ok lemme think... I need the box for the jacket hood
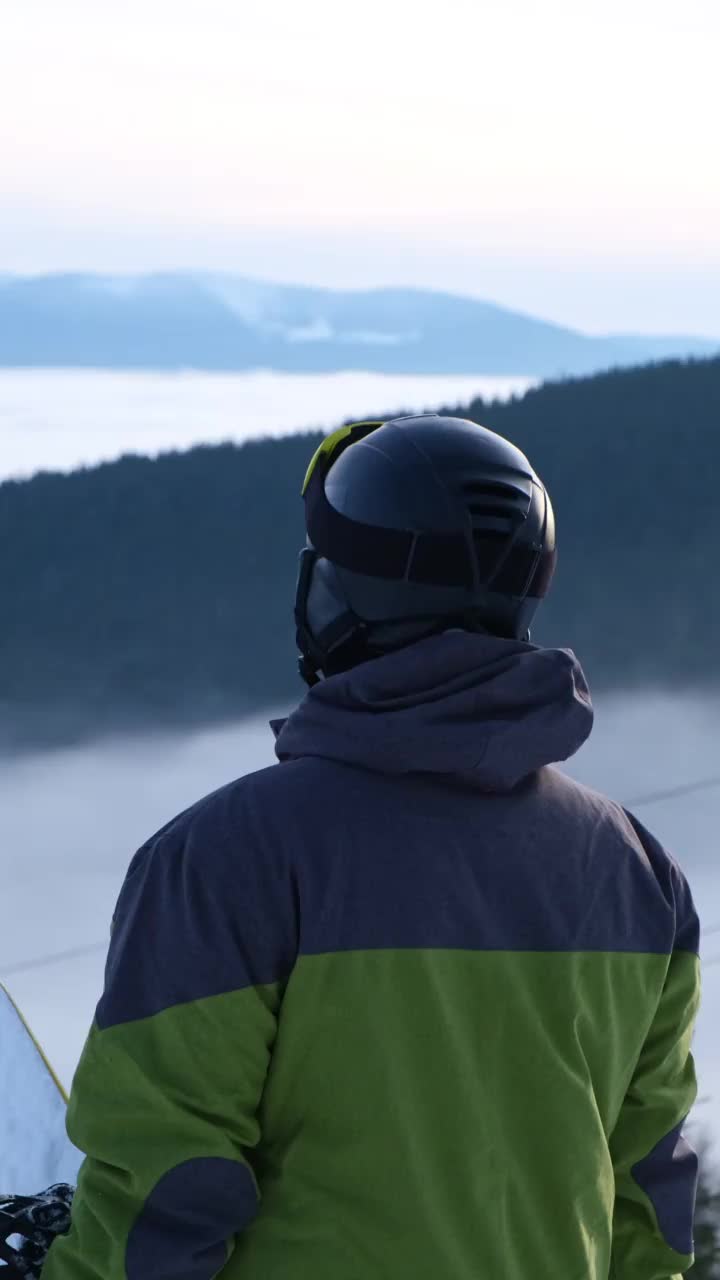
[273,631,593,792]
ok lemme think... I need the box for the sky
[1,0,719,334]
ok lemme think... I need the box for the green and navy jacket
[44,632,701,1280]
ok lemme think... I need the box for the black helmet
[295,414,556,686]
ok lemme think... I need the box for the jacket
[43,631,701,1279]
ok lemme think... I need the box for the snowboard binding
[0,1185,74,1278]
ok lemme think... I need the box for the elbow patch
[125,1157,259,1280]
[631,1120,698,1257]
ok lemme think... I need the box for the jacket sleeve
[42,786,298,1280]
[609,817,702,1280]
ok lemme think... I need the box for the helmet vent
[461,477,531,530]
[462,479,525,499]
[465,501,520,522]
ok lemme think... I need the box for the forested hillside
[1,356,718,752]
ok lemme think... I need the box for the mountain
[1,355,719,754]
[0,273,716,377]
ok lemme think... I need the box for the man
[42,415,700,1279]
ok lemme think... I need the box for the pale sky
[1,0,719,334]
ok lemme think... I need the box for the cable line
[623,774,720,810]
[0,941,107,978]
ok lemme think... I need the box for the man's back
[44,632,700,1280]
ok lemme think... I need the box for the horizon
[3,259,720,344]
[3,269,720,343]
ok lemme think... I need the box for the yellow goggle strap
[301,421,386,496]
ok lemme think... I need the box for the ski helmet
[295,414,556,685]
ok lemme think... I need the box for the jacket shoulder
[542,767,699,954]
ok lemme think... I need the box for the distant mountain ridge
[0,272,716,377]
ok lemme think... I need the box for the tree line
[0,355,718,752]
